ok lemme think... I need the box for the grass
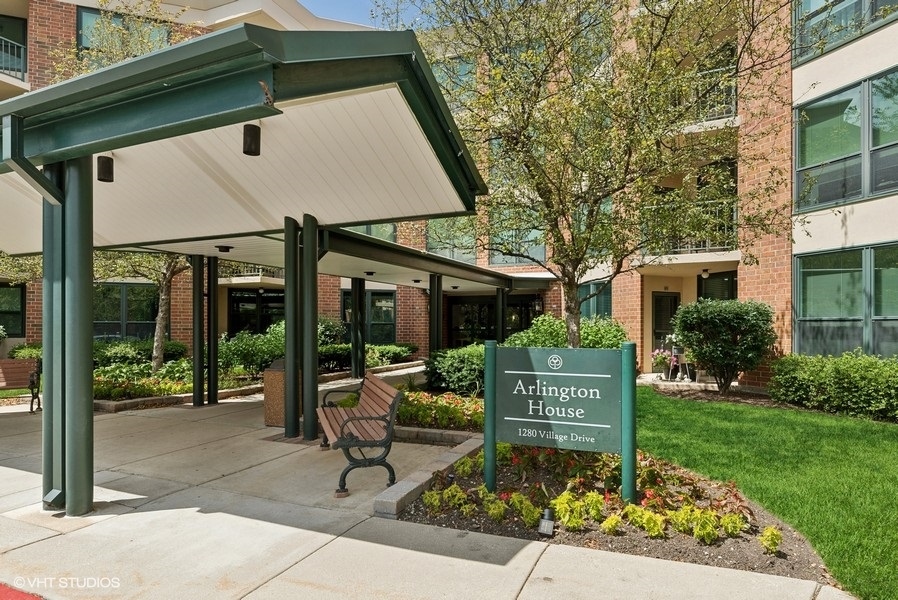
[636,386,898,600]
[0,387,30,399]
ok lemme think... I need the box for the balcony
[218,263,285,280]
[0,36,25,82]
[648,199,738,257]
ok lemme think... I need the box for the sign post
[484,342,637,503]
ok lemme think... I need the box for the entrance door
[652,292,680,350]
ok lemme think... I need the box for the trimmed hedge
[425,344,486,395]
[769,349,898,421]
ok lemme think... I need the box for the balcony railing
[0,36,26,82]
[218,263,285,279]
[690,66,737,122]
[650,199,738,255]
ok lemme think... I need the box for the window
[343,223,396,243]
[227,288,285,335]
[796,71,898,211]
[795,244,898,356]
[579,280,612,318]
[426,218,476,264]
[487,207,546,266]
[0,283,25,337]
[93,283,160,340]
[77,7,170,52]
[698,270,737,300]
[795,0,898,61]
[341,291,396,344]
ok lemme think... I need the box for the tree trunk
[563,277,582,348]
[151,274,172,373]
[151,256,188,373]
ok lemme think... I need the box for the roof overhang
[0,24,486,262]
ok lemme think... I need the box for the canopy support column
[284,217,300,438]
[495,288,507,344]
[190,255,205,406]
[63,155,93,517]
[429,274,443,355]
[350,277,365,378]
[301,214,319,440]
[206,257,219,404]
[42,162,65,509]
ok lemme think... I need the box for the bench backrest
[0,359,38,389]
[358,374,403,418]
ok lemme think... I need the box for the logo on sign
[547,355,563,370]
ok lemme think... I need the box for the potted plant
[651,348,674,378]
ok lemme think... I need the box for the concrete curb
[374,427,484,519]
[93,384,264,412]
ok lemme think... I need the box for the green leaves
[672,299,777,393]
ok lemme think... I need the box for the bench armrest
[321,381,363,408]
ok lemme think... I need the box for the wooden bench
[0,358,41,414]
[317,373,404,498]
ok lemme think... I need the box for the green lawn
[636,387,898,600]
[0,388,30,399]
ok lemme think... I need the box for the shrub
[600,514,623,535]
[317,315,345,346]
[319,344,352,372]
[504,314,567,348]
[396,391,484,431]
[672,299,777,393]
[424,344,485,394]
[94,341,143,367]
[760,526,782,554]
[218,322,285,377]
[373,344,413,364]
[769,350,898,420]
[504,314,628,349]
[8,342,42,360]
[580,316,629,349]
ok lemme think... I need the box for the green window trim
[795,243,898,357]
[341,290,396,344]
[93,282,161,341]
[0,283,26,338]
[796,69,898,212]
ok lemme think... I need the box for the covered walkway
[0,23,496,515]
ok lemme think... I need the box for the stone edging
[93,384,264,412]
[373,427,484,519]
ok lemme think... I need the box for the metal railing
[652,199,738,255]
[218,263,285,279]
[0,36,26,82]
[690,66,737,122]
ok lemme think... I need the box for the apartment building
[791,0,898,361]
[3,0,890,382]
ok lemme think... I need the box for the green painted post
[64,155,93,516]
[42,162,65,507]
[428,274,442,355]
[350,277,365,378]
[284,216,300,438]
[302,214,319,440]
[621,341,637,504]
[206,256,218,404]
[484,340,497,492]
[190,255,204,407]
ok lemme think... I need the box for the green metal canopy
[0,23,486,260]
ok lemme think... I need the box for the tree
[383,0,795,348]
[671,298,777,393]
[94,252,190,372]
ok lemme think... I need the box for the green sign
[495,347,622,452]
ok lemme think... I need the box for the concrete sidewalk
[0,387,853,599]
